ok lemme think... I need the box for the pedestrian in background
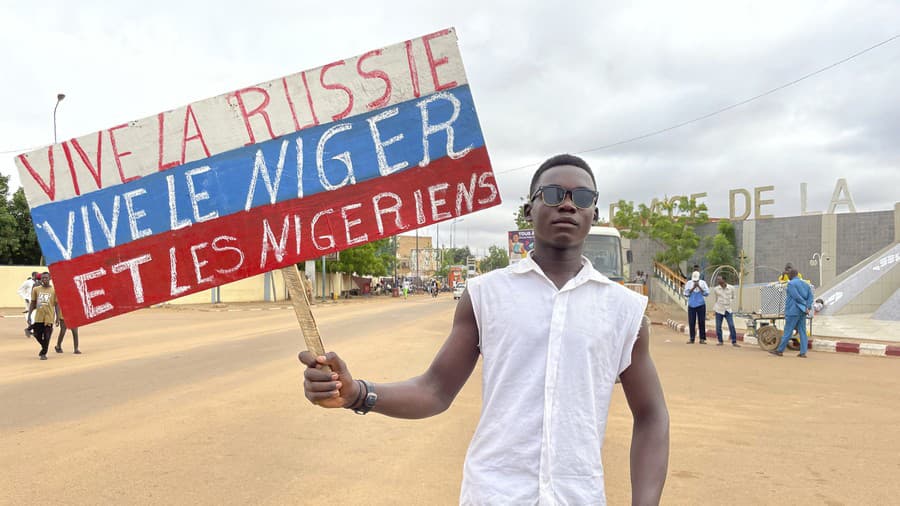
[55,305,81,355]
[771,268,814,358]
[777,262,804,283]
[684,271,709,344]
[17,271,38,314]
[813,298,825,314]
[28,272,59,360]
[713,276,739,347]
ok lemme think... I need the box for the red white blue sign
[15,28,499,327]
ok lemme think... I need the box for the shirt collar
[511,250,615,286]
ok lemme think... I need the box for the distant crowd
[681,262,825,356]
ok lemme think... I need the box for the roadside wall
[0,266,287,308]
[632,207,897,290]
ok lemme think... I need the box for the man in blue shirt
[683,271,710,344]
[770,268,814,357]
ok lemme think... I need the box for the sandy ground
[1,295,898,505]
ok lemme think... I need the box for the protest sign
[15,28,499,327]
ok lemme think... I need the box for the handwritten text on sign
[15,28,499,327]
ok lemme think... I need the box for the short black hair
[529,154,597,196]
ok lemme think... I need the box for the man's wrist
[344,379,365,410]
[352,380,377,415]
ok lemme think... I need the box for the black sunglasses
[530,184,598,209]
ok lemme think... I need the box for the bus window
[583,235,623,280]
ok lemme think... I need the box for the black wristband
[345,379,365,410]
[353,379,377,415]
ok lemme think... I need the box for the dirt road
[2,296,898,505]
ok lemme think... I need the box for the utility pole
[321,256,327,302]
[53,93,66,144]
[393,235,398,286]
[738,249,746,311]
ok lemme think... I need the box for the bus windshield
[583,235,623,280]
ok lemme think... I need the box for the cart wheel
[756,325,781,351]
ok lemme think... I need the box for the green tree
[442,246,472,265]
[0,175,22,264]
[314,239,391,276]
[434,246,472,280]
[705,221,738,273]
[513,199,530,230]
[10,188,41,264]
[613,196,709,272]
[479,245,509,272]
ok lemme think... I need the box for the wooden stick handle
[280,264,331,373]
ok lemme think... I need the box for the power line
[498,32,900,175]
[3,33,898,163]
[1,144,45,155]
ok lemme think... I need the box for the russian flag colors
[15,28,499,327]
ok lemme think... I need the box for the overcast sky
[2,0,898,256]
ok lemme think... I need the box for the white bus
[583,226,631,282]
[509,226,631,282]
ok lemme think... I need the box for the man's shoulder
[599,278,648,311]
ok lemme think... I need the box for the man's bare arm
[299,290,481,419]
[620,320,669,506]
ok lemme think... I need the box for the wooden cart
[739,312,813,351]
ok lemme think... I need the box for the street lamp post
[435,223,440,264]
[53,93,66,143]
[810,252,826,287]
[393,235,399,287]
[451,218,465,248]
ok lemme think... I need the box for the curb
[662,319,900,358]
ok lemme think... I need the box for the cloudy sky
[2,0,898,255]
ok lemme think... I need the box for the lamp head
[56,93,66,102]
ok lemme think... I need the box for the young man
[713,276,740,347]
[299,154,669,504]
[17,271,38,313]
[28,272,59,360]
[683,271,709,344]
[770,268,814,358]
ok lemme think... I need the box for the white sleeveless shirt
[461,253,647,505]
